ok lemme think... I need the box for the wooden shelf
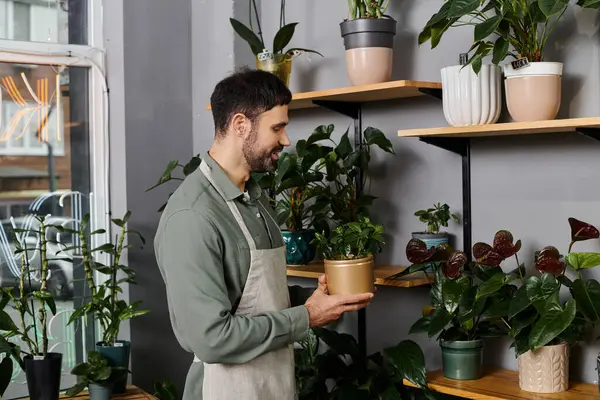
[403,368,599,399]
[286,262,433,288]
[206,80,441,111]
[18,386,157,400]
[397,117,600,138]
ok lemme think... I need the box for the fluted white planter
[441,64,502,126]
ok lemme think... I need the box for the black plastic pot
[96,340,130,394]
[24,353,62,400]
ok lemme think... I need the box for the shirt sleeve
[156,208,309,365]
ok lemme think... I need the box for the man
[154,67,374,400]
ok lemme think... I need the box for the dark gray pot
[88,383,113,400]
[340,18,396,50]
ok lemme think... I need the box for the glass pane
[0,62,91,398]
[0,0,87,45]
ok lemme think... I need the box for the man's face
[243,105,290,173]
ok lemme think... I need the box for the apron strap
[200,160,256,251]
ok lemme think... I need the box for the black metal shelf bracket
[312,100,360,119]
[418,87,443,101]
[576,127,600,142]
[418,136,472,261]
[312,99,367,360]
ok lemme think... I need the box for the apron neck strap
[200,160,256,251]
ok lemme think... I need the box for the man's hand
[304,274,375,328]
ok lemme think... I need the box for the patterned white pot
[441,64,502,126]
[518,343,569,393]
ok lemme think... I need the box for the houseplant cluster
[230,0,397,87]
[396,217,600,395]
[0,212,148,400]
[420,0,600,125]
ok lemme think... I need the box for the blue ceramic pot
[412,233,450,271]
[282,230,316,266]
[96,340,130,394]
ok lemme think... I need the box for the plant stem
[515,254,524,284]
[251,0,264,47]
[501,317,512,330]
[19,252,36,355]
[39,219,49,357]
[80,227,107,333]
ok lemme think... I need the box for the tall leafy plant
[61,211,149,346]
[347,0,392,19]
[230,0,322,58]
[414,202,460,234]
[419,0,600,74]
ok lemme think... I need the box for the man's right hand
[303,274,374,328]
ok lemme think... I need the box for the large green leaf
[443,276,470,314]
[448,0,482,18]
[476,272,514,300]
[275,152,293,185]
[229,18,264,55]
[508,284,531,319]
[529,298,576,349]
[428,307,452,337]
[306,126,332,146]
[566,252,600,270]
[525,273,560,313]
[510,306,538,337]
[383,340,428,390]
[430,18,457,49]
[492,37,509,64]
[570,278,600,323]
[273,23,298,53]
[409,316,431,334]
[539,0,569,17]
[578,0,600,8]
[335,132,353,159]
[364,127,394,154]
[0,311,16,332]
[0,356,12,396]
[529,1,547,23]
[474,16,501,42]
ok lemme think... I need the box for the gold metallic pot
[324,255,375,295]
[256,54,292,86]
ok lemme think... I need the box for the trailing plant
[347,0,392,20]
[294,327,433,399]
[61,211,150,346]
[418,0,600,74]
[414,202,460,234]
[253,150,331,234]
[66,350,127,395]
[302,124,395,226]
[313,216,385,261]
[230,0,322,58]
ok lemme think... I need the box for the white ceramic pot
[503,62,563,122]
[518,343,569,393]
[441,64,502,126]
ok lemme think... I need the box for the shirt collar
[203,153,262,202]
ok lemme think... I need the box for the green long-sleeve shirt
[154,153,310,399]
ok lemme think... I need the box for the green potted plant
[66,350,127,400]
[147,155,201,212]
[412,202,460,256]
[61,211,149,394]
[5,214,63,400]
[313,216,384,295]
[341,0,396,85]
[229,0,322,86]
[254,147,331,266]
[419,0,600,122]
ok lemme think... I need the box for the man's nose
[280,131,291,147]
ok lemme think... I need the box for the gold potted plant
[229,0,322,86]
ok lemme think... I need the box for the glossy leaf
[570,278,600,323]
[384,340,428,391]
[273,23,298,54]
[539,0,569,17]
[476,273,515,300]
[335,132,353,159]
[529,1,547,22]
[229,18,264,55]
[509,285,531,319]
[0,311,16,332]
[510,306,538,337]
[428,307,452,337]
[409,316,431,334]
[529,298,576,350]
[492,37,509,64]
[525,273,560,314]
[364,127,395,154]
[566,252,600,270]
[474,16,502,42]
[448,0,481,18]
[0,356,12,396]
[443,276,470,313]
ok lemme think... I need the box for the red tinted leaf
[442,251,467,280]
[494,239,522,259]
[473,242,493,260]
[538,245,560,260]
[493,230,514,247]
[473,242,503,267]
[431,243,453,262]
[535,256,566,276]
[406,239,435,264]
[569,217,600,242]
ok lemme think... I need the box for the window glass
[0,61,90,399]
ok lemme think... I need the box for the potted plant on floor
[313,216,384,295]
[229,0,322,86]
[62,211,149,394]
[419,0,600,122]
[66,351,127,400]
[341,0,396,85]
[412,202,460,254]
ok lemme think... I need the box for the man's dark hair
[210,67,292,136]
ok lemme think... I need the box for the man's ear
[230,113,250,138]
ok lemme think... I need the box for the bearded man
[154,68,375,400]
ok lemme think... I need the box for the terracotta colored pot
[503,62,562,122]
[518,343,569,393]
[340,18,396,86]
[324,255,375,295]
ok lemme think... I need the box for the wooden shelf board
[206,80,441,111]
[286,262,433,288]
[18,386,157,400]
[397,117,600,138]
[403,368,599,400]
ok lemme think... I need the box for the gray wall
[117,0,600,394]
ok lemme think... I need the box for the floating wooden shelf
[286,262,433,288]
[397,117,600,138]
[206,80,441,111]
[403,368,599,400]
[18,386,157,400]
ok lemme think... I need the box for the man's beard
[243,128,282,173]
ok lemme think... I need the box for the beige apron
[194,160,297,400]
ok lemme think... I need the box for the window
[0,1,107,398]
